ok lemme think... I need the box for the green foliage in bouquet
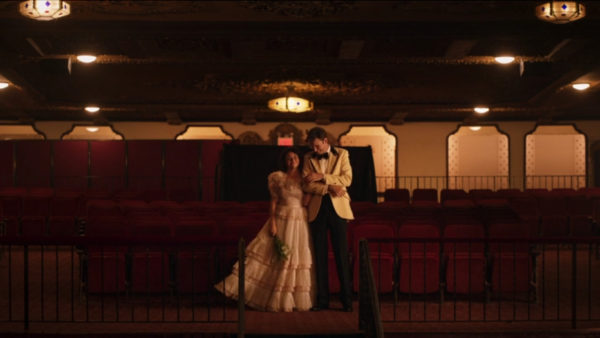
[273,235,291,261]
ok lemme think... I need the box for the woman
[215,147,316,312]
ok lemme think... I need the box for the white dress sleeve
[267,171,283,200]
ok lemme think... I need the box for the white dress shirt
[318,146,331,174]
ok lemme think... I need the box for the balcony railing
[376,175,588,198]
[0,236,246,335]
[361,237,600,329]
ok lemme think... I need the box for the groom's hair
[306,127,327,142]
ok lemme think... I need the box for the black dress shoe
[310,305,328,311]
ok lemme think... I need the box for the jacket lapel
[309,154,321,173]
[326,147,339,174]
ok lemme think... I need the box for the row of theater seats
[81,212,536,297]
[349,219,535,298]
[368,188,600,237]
[2,186,598,297]
[0,193,271,237]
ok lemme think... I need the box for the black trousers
[310,194,352,308]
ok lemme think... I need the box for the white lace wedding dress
[215,171,316,311]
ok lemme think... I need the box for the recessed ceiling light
[474,106,490,114]
[84,106,100,113]
[494,56,515,64]
[572,83,590,91]
[0,81,9,89]
[469,126,482,131]
[86,127,99,133]
[77,55,97,63]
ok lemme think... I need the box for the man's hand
[328,185,345,197]
[304,172,324,183]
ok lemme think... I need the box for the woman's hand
[269,218,277,237]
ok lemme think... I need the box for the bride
[215,147,316,312]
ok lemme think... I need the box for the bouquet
[273,235,291,261]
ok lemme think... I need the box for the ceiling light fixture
[77,55,97,63]
[86,127,99,133]
[84,106,100,113]
[469,126,482,131]
[536,1,585,24]
[20,0,70,21]
[494,56,515,64]
[474,106,490,114]
[0,82,9,89]
[268,85,313,113]
[571,82,590,91]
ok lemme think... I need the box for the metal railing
[361,237,600,329]
[358,239,384,338]
[0,235,246,336]
[376,175,588,197]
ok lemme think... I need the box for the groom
[302,127,354,312]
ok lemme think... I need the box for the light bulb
[77,55,97,63]
[469,126,481,131]
[474,107,490,114]
[84,106,100,113]
[86,127,99,133]
[494,56,515,64]
[572,83,590,91]
[0,82,9,89]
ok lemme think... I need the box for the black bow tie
[313,152,329,160]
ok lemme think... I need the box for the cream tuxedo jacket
[302,147,354,222]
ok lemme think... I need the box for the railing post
[571,242,577,329]
[358,239,384,338]
[238,238,246,338]
[24,244,29,331]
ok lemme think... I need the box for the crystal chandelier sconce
[268,86,314,113]
[536,1,585,24]
[20,0,70,21]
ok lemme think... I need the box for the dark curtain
[220,144,377,203]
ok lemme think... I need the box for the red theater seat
[412,189,438,204]
[397,224,440,294]
[173,218,217,293]
[352,223,395,293]
[441,189,468,203]
[488,222,534,296]
[20,216,47,236]
[47,216,79,236]
[443,224,486,294]
[22,195,50,217]
[128,215,173,293]
[50,194,83,217]
[84,216,129,293]
[384,189,410,203]
[86,199,121,217]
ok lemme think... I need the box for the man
[302,127,354,312]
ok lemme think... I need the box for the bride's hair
[279,147,303,171]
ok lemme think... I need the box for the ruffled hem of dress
[214,272,314,312]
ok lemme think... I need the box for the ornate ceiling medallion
[268,85,314,113]
[535,1,585,24]
[20,0,70,21]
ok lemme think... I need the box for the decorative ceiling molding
[136,78,381,97]
[240,1,355,18]
[238,131,264,145]
[78,0,211,15]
